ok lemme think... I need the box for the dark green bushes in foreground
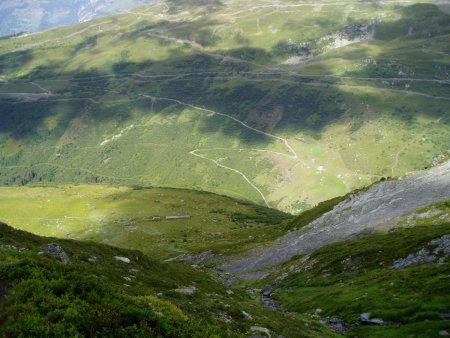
[0,257,196,337]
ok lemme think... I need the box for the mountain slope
[0,0,156,37]
[0,222,333,337]
[0,0,449,213]
[222,160,450,278]
[267,206,450,337]
[1,168,449,336]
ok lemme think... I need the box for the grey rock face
[222,161,450,277]
[392,234,450,269]
[43,243,70,264]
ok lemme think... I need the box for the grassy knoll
[0,185,293,260]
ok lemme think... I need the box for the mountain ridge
[0,0,157,38]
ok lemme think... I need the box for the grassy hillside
[0,0,449,213]
[259,201,450,337]
[0,222,333,337]
[0,185,292,260]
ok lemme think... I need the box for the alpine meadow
[0,0,449,337]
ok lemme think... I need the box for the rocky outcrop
[222,161,450,277]
[42,243,70,264]
[392,234,450,269]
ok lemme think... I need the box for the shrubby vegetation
[0,222,332,337]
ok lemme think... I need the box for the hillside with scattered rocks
[223,161,450,277]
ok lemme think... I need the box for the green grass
[0,185,293,260]
[0,222,333,337]
[265,201,450,335]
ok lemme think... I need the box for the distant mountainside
[0,0,449,213]
[0,0,156,37]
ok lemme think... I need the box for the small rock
[123,276,132,281]
[250,326,271,337]
[261,286,272,297]
[321,317,352,335]
[174,286,196,295]
[440,313,450,320]
[242,310,253,320]
[114,256,130,263]
[220,312,233,323]
[226,289,234,295]
[43,243,70,264]
[275,272,289,286]
[360,312,385,325]
[88,256,97,263]
[440,330,449,336]
[315,308,323,316]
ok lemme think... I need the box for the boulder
[174,286,196,295]
[360,312,385,325]
[43,243,70,264]
[114,256,130,263]
[250,326,271,338]
[261,286,272,297]
[242,310,253,320]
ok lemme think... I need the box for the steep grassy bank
[0,222,332,337]
[264,201,450,336]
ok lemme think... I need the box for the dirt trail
[190,150,270,207]
[140,94,298,159]
[139,94,301,206]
